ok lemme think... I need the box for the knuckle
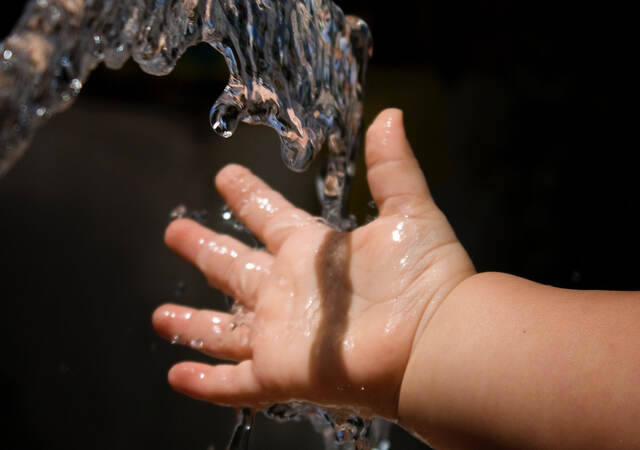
[225,252,247,294]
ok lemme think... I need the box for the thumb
[365,108,432,217]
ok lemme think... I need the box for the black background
[1,1,637,449]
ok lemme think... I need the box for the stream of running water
[0,1,386,448]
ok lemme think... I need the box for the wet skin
[152,108,475,420]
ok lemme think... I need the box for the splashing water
[0,0,371,223]
[267,402,388,450]
[227,408,255,450]
[0,0,384,448]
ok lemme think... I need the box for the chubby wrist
[396,271,527,447]
[396,272,640,448]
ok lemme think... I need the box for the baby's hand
[152,109,475,419]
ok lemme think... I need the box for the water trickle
[0,0,372,223]
[221,205,248,232]
[230,301,248,331]
[226,408,255,450]
[170,204,210,224]
[0,1,386,448]
[170,204,188,220]
[365,200,378,224]
[190,209,210,224]
[266,403,392,450]
[174,280,187,300]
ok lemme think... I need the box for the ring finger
[153,304,253,362]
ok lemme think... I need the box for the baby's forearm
[398,272,640,449]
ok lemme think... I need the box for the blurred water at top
[0,1,379,449]
[0,0,372,224]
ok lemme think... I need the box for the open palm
[153,109,475,419]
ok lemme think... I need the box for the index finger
[215,164,314,253]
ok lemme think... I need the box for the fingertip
[168,362,209,395]
[365,108,432,215]
[152,303,192,337]
[365,108,412,169]
[215,163,251,193]
[165,218,216,268]
[373,107,404,127]
[367,108,404,140]
[165,218,195,249]
[168,362,191,385]
[152,303,174,331]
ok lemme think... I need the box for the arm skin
[399,272,640,449]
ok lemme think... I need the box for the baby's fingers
[169,361,271,407]
[153,304,252,361]
[215,164,314,253]
[165,218,272,308]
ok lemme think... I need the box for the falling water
[0,0,371,223]
[0,0,383,448]
[227,408,255,450]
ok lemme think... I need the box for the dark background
[1,1,637,449]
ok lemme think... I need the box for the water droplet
[226,408,255,450]
[221,206,248,232]
[35,107,46,117]
[70,78,82,94]
[174,280,186,299]
[189,209,209,224]
[2,49,12,60]
[323,174,341,198]
[210,102,241,138]
[571,270,582,283]
[170,334,181,344]
[170,204,187,219]
[190,338,204,349]
[49,6,61,22]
